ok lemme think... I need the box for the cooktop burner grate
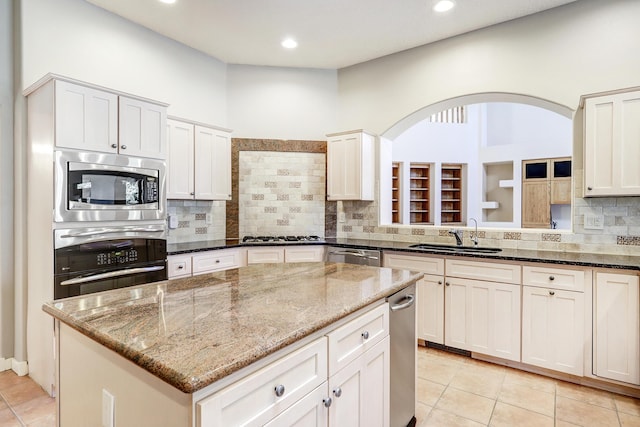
[242,235,323,243]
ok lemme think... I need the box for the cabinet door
[284,246,326,263]
[247,247,285,264]
[264,384,328,427]
[522,286,584,376]
[522,181,550,228]
[444,278,469,350]
[327,134,361,200]
[584,91,640,196]
[194,126,232,200]
[417,275,444,344]
[166,120,195,199]
[55,80,118,152]
[329,336,389,427]
[119,97,167,159]
[167,254,192,279]
[594,272,640,385]
[192,249,244,275]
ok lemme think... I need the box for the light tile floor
[417,346,640,427]
[1,346,639,426]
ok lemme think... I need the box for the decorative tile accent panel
[503,232,522,240]
[386,228,399,234]
[617,236,640,246]
[542,233,562,242]
[239,151,325,237]
[167,200,226,244]
[412,229,425,235]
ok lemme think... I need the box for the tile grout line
[0,389,27,427]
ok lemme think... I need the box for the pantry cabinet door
[55,80,118,153]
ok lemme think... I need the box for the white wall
[21,0,227,126]
[227,65,338,140]
[0,0,14,361]
[337,0,640,135]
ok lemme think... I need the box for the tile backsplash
[166,200,226,244]
[238,151,325,237]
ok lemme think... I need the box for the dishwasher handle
[389,294,415,312]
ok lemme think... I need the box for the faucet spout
[448,229,463,246]
[469,218,478,246]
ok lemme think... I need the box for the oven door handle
[60,228,164,238]
[60,265,165,286]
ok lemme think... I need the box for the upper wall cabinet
[54,79,167,159]
[327,130,375,201]
[167,118,232,200]
[584,89,640,197]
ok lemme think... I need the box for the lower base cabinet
[417,275,444,344]
[522,286,584,376]
[594,272,640,385]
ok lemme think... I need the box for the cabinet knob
[438,280,443,285]
[333,387,342,398]
[323,397,333,408]
[549,276,555,281]
[361,331,370,340]
[274,384,285,397]
[120,144,127,150]
[111,143,117,149]
[177,265,184,269]
[190,192,195,196]
[549,290,555,296]
[445,282,450,286]
[587,186,593,191]
[215,259,220,263]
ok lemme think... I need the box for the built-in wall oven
[54,150,165,222]
[54,225,167,299]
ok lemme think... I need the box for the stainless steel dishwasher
[325,246,381,266]
[387,283,417,427]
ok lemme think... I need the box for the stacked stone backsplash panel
[239,151,325,237]
[167,200,226,244]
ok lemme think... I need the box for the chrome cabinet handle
[120,144,127,150]
[362,331,370,340]
[323,397,332,408]
[111,143,117,149]
[177,265,184,269]
[390,294,415,311]
[215,260,220,263]
[333,387,342,398]
[274,384,285,397]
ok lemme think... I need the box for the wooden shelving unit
[441,164,463,224]
[409,163,430,224]
[391,162,400,223]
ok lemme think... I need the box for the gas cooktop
[242,235,324,243]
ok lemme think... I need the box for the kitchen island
[43,262,422,426]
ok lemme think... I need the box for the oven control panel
[97,249,139,266]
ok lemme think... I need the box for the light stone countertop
[43,262,422,394]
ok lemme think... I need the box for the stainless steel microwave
[54,150,166,222]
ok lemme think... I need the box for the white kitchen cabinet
[119,96,167,159]
[167,254,192,279]
[247,247,285,264]
[264,384,328,427]
[522,286,584,376]
[328,336,390,427]
[166,118,232,200]
[167,248,246,279]
[593,271,640,385]
[54,80,118,153]
[197,338,327,426]
[584,90,640,196]
[326,130,375,201]
[284,246,326,263]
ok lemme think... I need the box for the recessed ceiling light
[433,0,455,13]
[281,38,298,49]
[158,0,177,4]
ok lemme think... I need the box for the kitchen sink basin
[408,243,502,254]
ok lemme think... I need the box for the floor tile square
[615,394,640,417]
[556,381,617,410]
[449,368,504,399]
[502,368,557,394]
[556,395,621,427]
[435,387,495,424]
[498,381,555,416]
[619,412,640,427]
[423,408,486,427]
[489,401,554,427]
[417,377,445,407]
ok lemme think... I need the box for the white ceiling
[85,0,579,69]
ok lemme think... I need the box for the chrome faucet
[449,229,463,246]
[469,217,478,246]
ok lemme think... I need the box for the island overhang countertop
[43,262,422,394]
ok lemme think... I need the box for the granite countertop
[43,262,422,394]
[168,238,640,271]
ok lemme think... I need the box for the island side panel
[58,323,192,427]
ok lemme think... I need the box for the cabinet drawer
[383,252,444,275]
[197,337,327,427]
[285,246,325,263]
[192,249,243,275]
[523,265,585,292]
[167,254,192,279]
[327,303,389,376]
[247,247,285,264]
[445,258,521,284]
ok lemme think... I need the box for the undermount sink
[409,243,502,254]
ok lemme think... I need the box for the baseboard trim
[0,358,29,376]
